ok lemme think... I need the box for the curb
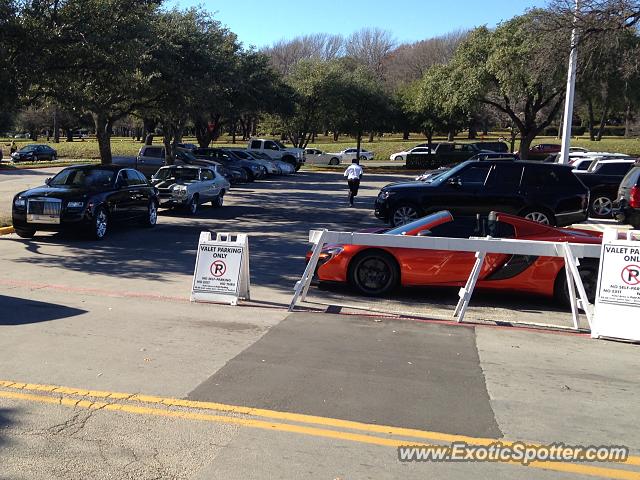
[0,226,15,236]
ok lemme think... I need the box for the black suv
[613,163,640,229]
[375,160,589,227]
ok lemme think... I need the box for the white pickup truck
[247,139,305,171]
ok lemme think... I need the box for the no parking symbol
[210,260,227,277]
[621,265,640,286]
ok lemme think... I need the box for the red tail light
[630,185,640,208]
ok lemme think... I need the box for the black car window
[523,166,562,188]
[50,168,115,187]
[620,167,640,188]
[250,140,261,149]
[596,163,633,176]
[144,147,163,158]
[133,170,148,184]
[574,160,592,171]
[485,164,523,189]
[458,164,491,185]
[264,141,278,150]
[231,150,250,159]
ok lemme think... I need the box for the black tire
[554,260,599,307]
[51,154,57,161]
[349,250,400,296]
[91,207,109,240]
[212,191,224,208]
[589,195,613,219]
[15,227,36,238]
[187,194,199,215]
[141,201,158,227]
[391,203,421,227]
[243,168,255,182]
[329,157,340,165]
[359,155,367,161]
[520,207,556,226]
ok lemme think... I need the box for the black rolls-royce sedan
[12,165,159,239]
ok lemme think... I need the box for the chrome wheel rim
[393,206,417,226]
[189,197,197,214]
[592,197,612,217]
[149,203,157,225]
[525,211,550,225]
[96,211,107,238]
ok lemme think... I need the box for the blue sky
[168,0,546,48]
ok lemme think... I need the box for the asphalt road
[1,166,640,479]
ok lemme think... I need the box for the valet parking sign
[593,229,640,341]
[191,232,250,305]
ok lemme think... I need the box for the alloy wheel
[189,196,198,214]
[95,210,108,239]
[591,197,613,217]
[148,202,158,225]
[525,211,550,225]
[392,206,418,226]
[356,257,392,293]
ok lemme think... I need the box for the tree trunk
[163,127,174,166]
[518,131,537,160]
[447,129,455,142]
[402,128,409,140]
[93,113,113,165]
[596,97,608,142]
[624,101,633,138]
[53,110,60,143]
[468,120,477,140]
[311,131,316,143]
[509,128,517,153]
[231,119,237,144]
[368,131,374,143]
[333,131,339,141]
[356,130,362,163]
[587,97,596,141]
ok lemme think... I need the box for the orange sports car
[308,211,602,304]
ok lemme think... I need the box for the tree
[547,0,640,39]
[345,28,396,80]
[23,0,161,164]
[447,13,569,158]
[264,33,344,75]
[334,64,390,160]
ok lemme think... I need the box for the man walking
[344,159,363,207]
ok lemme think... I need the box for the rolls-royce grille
[27,199,62,216]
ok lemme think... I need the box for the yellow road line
[2,379,639,466]
[1,389,639,480]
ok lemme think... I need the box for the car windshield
[425,162,471,184]
[230,150,251,159]
[273,140,286,149]
[386,211,452,235]
[49,168,115,188]
[154,168,199,181]
[20,145,38,152]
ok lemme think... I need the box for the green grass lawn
[2,133,640,163]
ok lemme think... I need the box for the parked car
[192,147,264,181]
[468,152,518,161]
[176,143,197,150]
[12,165,158,240]
[308,210,600,304]
[375,160,589,227]
[407,143,492,168]
[245,151,293,174]
[304,148,342,165]
[473,141,509,153]
[338,148,374,162]
[575,159,637,218]
[416,167,450,182]
[11,144,57,162]
[247,138,305,170]
[151,165,229,214]
[613,162,640,229]
[568,157,594,171]
[389,146,432,162]
[225,148,279,175]
[518,143,561,160]
[569,147,589,153]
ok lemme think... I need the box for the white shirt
[344,164,363,180]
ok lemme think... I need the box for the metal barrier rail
[290,230,602,330]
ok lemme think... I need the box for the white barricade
[191,232,250,306]
[290,229,601,330]
[592,229,640,341]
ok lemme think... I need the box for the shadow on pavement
[0,295,87,325]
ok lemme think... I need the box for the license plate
[27,214,60,224]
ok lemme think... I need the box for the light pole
[559,0,580,165]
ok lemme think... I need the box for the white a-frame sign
[191,232,251,305]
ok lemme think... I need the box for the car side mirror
[448,176,462,187]
[44,177,51,185]
[416,230,432,237]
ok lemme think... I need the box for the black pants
[348,178,360,205]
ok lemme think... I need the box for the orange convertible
[308,211,602,304]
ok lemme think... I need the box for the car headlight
[378,191,392,200]
[13,197,26,208]
[67,201,84,209]
[319,246,344,263]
